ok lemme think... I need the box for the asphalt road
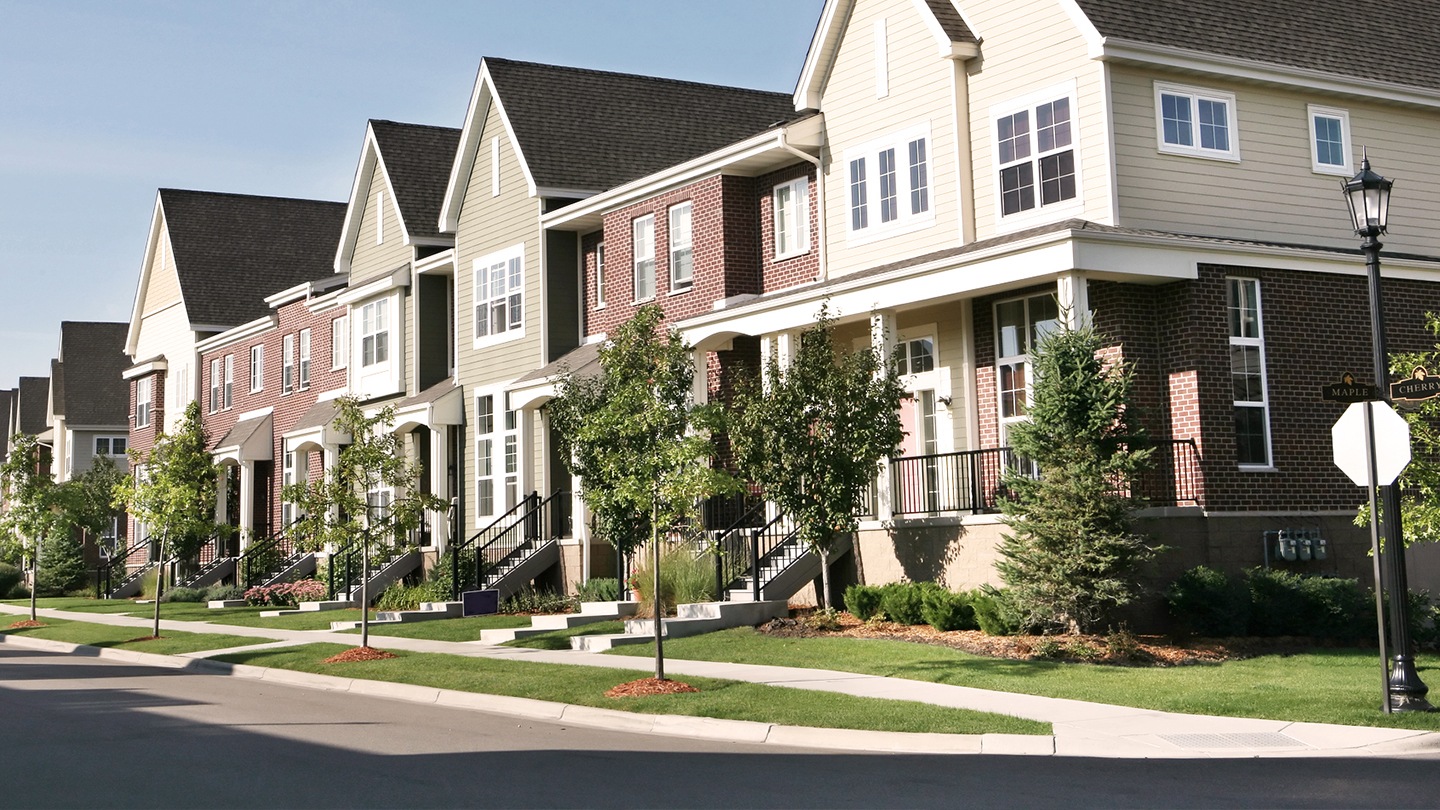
[3,647,1439,809]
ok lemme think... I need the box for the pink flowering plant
[244,578,326,607]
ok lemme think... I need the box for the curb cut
[0,632,1049,755]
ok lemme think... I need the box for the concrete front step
[571,599,788,651]
[260,600,353,618]
[569,632,661,652]
[478,601,640,644]
[328,601,464,631]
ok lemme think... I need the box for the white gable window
[135,377,152,428]
[844,124,934,241]
[595,243,606,308]
[472,243,524,346]
[361,299,390,365]
[250,345,264,392]
[994,86,1079,221]
[633,215,656,301]
[1156,82,1239,160]
[1308,105,1352,175]
[669,202,693,292]
[283,334,295,394]
[773,177,810,259]
[332,315,348,370]
[298,328,311,390]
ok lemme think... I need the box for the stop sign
[1332,401,1411,486]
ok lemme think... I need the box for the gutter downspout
[778,132,827,282]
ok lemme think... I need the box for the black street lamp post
[1341,156,1432,712]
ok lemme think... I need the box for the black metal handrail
[709,498,769,600]
[451,493,540,600]
[746,511,803,602]
[102,538,155,598]
[240,518,305,587]
[475,490,570,591]
[327,538,363,600]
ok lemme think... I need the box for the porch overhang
[392,378,464,433]
[509,342,602,411]
[283,399,350,453]
[213,413,273,467]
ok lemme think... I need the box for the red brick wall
[756,163,820,294]
[126,369,165,544]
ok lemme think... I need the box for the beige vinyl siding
[143,226,182,316]
[1111,64,1440,257]
[962,0,1110,238]
[133,302,191,369]
[897,303,968,452]
[819,0,961,279]
[350,172,411,285]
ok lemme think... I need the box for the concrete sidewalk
[3,602,1438,759]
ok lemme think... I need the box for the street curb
[0,632,1048,755]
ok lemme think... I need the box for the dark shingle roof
[159,189,346,328]
[17,377,49,436]
[1075,0,1440,92]
[49,360,64,419]
[514,340,601,386]
[56,322,130,427]
[369,121,462,240]
[485,58,801,192]
[923,0,977,44]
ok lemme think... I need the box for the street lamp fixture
[1340,156,1432,712]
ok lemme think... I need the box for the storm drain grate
[1160,732,1305,749]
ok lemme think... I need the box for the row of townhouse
[100,0,1440,609]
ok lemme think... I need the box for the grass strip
[501,621,627,649]
[0,617,269,655]
[338,615,533,640]
[608,629,1440,731]
[211,643,1050,736]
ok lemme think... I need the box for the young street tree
[116,401,227,638]
[996,317,1158,634]
[730,308,905,610]
[548,304,738,680]
[283,396,444,650]
[0,433,65,621]
[1358,312,1440,545]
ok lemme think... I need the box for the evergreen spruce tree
[996,317,1159,634]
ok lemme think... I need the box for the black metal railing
[709,498,769,600]
[474,490,569,591]
[744,512,804,602]
[326,538,364,600]
[239,519,305,587]
[102,538,155,598]
[1126,438,1202,506]
[451,493,538,600]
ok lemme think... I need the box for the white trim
[1227,276,1274,469]
[471,242,527,349]
[843,122,936,244]
[376,188,386,245]
[122,359,168,381]
[336,264,410,305]
[668,201,694,291]
[491,136,501,197]
[1307,104,1353,176]
[632,214,656,302]
[990,80,1085,231]
[440,60,539,233]
[195,314,276,353]
[1154,81,1240,161]
[126,197,167,357]
[335,123,415,275]
[773,177,811,260]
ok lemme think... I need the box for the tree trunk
[28,532,39,622]
[360,528,371,649]
[152,531,167,638]
[651,501,665,681]
[817,545,830,611]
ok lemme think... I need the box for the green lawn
[3,597,368,631]
[338,614,533,641]
[608,628,1440,730]
[1,617,268,655]
[502,621,628,650]
[212,643,1050,736]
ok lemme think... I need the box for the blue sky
[0,0,823,386]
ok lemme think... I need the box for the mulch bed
[605,677,700,698]
[761,611,1328,667]
[323,646,398,664]
[8,620,45,629]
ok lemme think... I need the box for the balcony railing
[888,439,1201,518]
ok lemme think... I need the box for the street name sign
[1322,372,1378,403]
[1390,366,1440,402]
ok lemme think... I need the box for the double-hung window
[473,245,523,343]
[668,202,693,291]
[595,243,606,307]
[361,299,389,365]
[995,91,1077,218]
[845,125,933,238]
[773,177,810,259]
[332,316,348,370]
[298,329,311,390]
[1156,83,1239,160]
[1308,105,1352,175]
[250,345,264,392]
[633,215,655,301]
[1228,277,1271,467]
[994,294,1060,440]
[223,355,233,409]
[282,334,295,394]
[135,377,151,428]
[209,358,223,413]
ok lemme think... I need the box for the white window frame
[843,123,935,243]
[209,357,223,413]
[223,354,233,409]
[1308,104,1352,175]
[471,243,525,348]
[282,449,297,526]
[994,293,1061,444]
[633,214,656,302]
[250,345,264,392]
[135,377,151,428]
[991,83,1082,227]
[595,242,606,308]
[1155,82,1240,161]
[298,328,311,391]
[95,436,127,456]
[1228,277,1273,469]
[773,177,810,260]
[361,299,390,366]
[282,333,295,395]
[668,201,693,293]
[332,315,348,370]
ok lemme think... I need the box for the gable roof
[155,189,346,330]
[17,376,50,436]
[0,389,12,458]
[369,121,462,241]
[443,58,799,227]
[1072,0,1440,94]
[54,321,130,427]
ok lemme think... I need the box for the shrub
[801,607,843,631]
[204,583,245,602]
[972,587,1024,636]
[35,532,87,597]
[244,579,326,607]
[375,580,450,612]
[1165,566,1250,637]
[7,583,30,600]
[160,586,207,603]
[921,588,977,632]
[880,582,944,625]
[1410,591,1440,649]
[1296,576,1372,641]
[843,584,885,621]
[576,577,620,603]
[1245,567,1309,637]
[0,563,22,599]
[500,586,577,615]
[1033,638,1064,658]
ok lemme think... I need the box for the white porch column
[322,444,341,525]
[871,311,898,522]
[237,461,255,548]
[1057,270,1090,328]
[572,475,591,583]
[691,349,708,406]
[430,427,449,551]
